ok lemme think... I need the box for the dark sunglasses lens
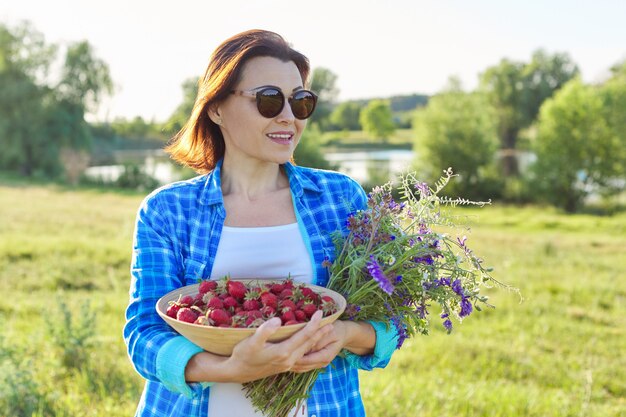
[291,91,317,119]
[257,89,284,118]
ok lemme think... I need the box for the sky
[2,0,626,122]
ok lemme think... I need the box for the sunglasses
[231,87,318,120]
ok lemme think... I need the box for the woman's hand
[221,310,333,383]
[289,320,376,373]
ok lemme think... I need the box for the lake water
[84,149,415,185]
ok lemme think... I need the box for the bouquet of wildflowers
[244,168,511,417]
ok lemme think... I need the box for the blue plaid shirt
[124,161,399,417]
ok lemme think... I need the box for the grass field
[1,181,625,416]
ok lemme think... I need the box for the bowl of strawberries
[156,277,346,356]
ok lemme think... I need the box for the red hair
[164,30,310,173]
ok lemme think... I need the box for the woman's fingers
[248,317,282,346]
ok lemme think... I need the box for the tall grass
[1,182,624,416]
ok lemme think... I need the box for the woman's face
[214,56,307,167]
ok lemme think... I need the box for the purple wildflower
[366,255,395,295]
[459,297,473,318]
[451,279,465,296]
[415,182,431,196]
[443,319,453,331]
[414,255,434,265]
[439,277,451,287]
[396,275,403,283]
[345,303,362,320]
[415,302,429,319]
[391,316,408,349]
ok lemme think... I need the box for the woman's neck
[220,157,289,200]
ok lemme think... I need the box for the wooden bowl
[156,279,346,356]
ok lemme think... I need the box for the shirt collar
[199,159,322,206]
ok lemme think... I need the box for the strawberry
[301,302,318,318]
[179,295,194,306]
[260,292,278,309]
[227,280,247,300]
[294,310,306,322]
[208,308,231,326]
[260,305,276,317]
[243,299,260,311]
[206,297,224,310]
[284,320,299,326]
[280,310,296,324]
[283,279,295,290]
[246,318,266,328]
[270,283,285,295]
[166,303,181,318]
[177,307,199,323]
[300,287,318,301]
[222,296,239,310]
[246,310,263,320]
[321,297,338,316]
[192,293,205,307]
[279,299,297,313]
[280,288,293,299]
[198,280,217,294]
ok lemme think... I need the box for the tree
[57,40,113,113]
[480,50,579,177]
[329,101,362,131]
[308,67,338,129]
[531,78,623,212]
[359,100,395,141]
[164,76,198,134]
[293,124,333,170]
[413,88,500,200]
[0,22,113,178]
[0,22,56,176]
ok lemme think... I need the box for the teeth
[268,134,292,139]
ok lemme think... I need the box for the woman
[123,29,399,417]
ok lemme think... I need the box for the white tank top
[208,222,312,417]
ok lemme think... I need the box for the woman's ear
[207,106,223,125]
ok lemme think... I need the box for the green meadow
[1,182,625,417]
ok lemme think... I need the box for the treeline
[412,55,626,212]
[1,21,625,212]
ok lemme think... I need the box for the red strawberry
[243,299,260,311]
[227,280,247,300]
[279,299,297,313]
[166,303,181,318]
[270,283,285,295]
[280,310,296,324]
[247,310,263,320]
[295,310,306,322]
[284,320,299,326]
[177,307,199,323]
[301,302,318,318]
[300,287,318,301]
[206,297,224,310]
[179,295,194,306]
[280,288,294,299]
[283,279,295,289]
[222,296,239,310]
[260,292,278,309]
[192,293,205,307]
[321,297,337,316]
[208,308,231,326]
[261,305,276,317]
[198,280,217,294]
